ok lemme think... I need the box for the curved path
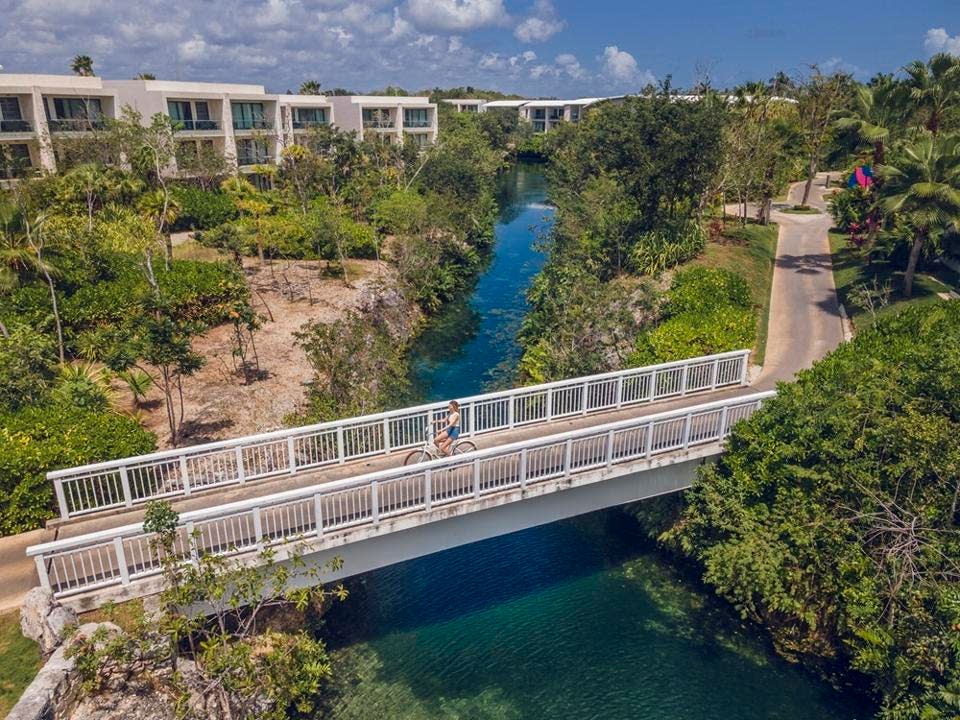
[757,173,845,387]
[0,176,846,612]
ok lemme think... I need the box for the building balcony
[363,118,395,129]
[175,119,221,132]
[292,120,329,130]
[403,119,432,129]
[48,118,109,132]
[0,120,32,133]
[233,119,273,131]
[237,154,274,166]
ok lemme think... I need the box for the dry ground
[135,249,393,448]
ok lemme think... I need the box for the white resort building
[0,73,436,182]
[446,96,623,132]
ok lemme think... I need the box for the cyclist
[435,400,461,456]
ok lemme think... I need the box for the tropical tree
[70,54,94,77]
[903,53,960,135]
[834,76,909,167]
[222,175,271,264]
[298,79,321,95]
[138,189,181,264]
[797,67,852,205]
[878,132,960,296]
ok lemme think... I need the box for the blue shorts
[448,427,460,440]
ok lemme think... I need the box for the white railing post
[605,430,615,467]
[253,507,263,549]
[185,521,199,566]
[739,353,750,385]
[508,398,515,429]
[710,358,720,389]
[235,447,245,485]
[382,419,391,454]
[680,364,690,396]
[34,555,51,592]
[682,413,693,449]
[314,493,324,537]
[581,381,589,414]
[645,422,655,458]
[519,449,528,489]
[473,461,481,498]
[424,469,432,511]
[287,436,297,474]
[371,482,380,524]
[564,438,573,475]
[336,427,345,463]
[119,466,133,507]
[616,375,624,408]
[648,371,657,401]
[180,456,192,495]
[546,388,553,421]
[55,481,69,520]
[113,537,130,585]
[720,405,730,436]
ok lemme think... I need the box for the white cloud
[329,26,353,47]
[555,52,587,79]
[405,0,508,32]
[177,34,208,62]
[600,45,654,85]
[479,52,507,70]
[514,0,564,43]
[924,27,960,55]
[260,0,290,27]
[448,35,463,53]
[521,50,537,62]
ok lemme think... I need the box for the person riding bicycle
[435,400,461,456]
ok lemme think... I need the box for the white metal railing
[28,391,774,598]
[48,350,751,520]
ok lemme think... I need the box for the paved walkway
[0,176,847,613]
[757,174,845,387]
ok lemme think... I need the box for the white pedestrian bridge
[27,350,774,609]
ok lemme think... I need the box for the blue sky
[1,0,958,95]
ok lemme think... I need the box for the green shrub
[171,186,237,230]
[668,267,751,315]
[827,186,872,232]
[373,189,428,235]
[631,305,755,364]
[630,220,707,275]
[0,404,156,533]
[0,325,57,410]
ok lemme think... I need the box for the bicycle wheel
[452,441,477,455]
[404,449,432,465]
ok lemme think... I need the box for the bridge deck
[51,384,750,543]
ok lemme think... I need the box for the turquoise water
[407,162,553,401]
[316,164,871,720]
[319,511,870,720]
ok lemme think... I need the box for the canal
[315,162,871,720]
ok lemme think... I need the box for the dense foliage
[662,303,960,719]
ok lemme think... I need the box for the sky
[0,0,958,96]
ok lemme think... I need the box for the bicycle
[403,423,477,465]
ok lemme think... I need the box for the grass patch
[830,231,959,329]
[0,610,41,716]
[688,222,779,364]
[780,205,821,215]
[172,238,230,263]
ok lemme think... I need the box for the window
[462,104,478,113]
[0,97,29,132]
[169,100,217,130]
[292,107,327,128]
[570,107,581,122]
[404,132,431,149]
[403,109,430,128]
[532,108,546,120]
[235,138,270,165]
[47,97,104,131]
[0,143,31,178]
[362,108,393,128]
[232,103,269,130]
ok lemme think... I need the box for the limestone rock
[20,586,78,655]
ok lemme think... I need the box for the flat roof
[483,100,528,108]
[442,98,484,104]
[345,95,432,105]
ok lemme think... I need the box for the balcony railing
[237,154,274,166]
[403,119,432,128]
[363,119,395,129]
[175,119,221,131]
[292,120,328,130]
[0,165,31,180]
[0,119,32,133]
[233,118,273,131]
[48,118,108,132]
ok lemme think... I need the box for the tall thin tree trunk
[801,157,818,205]
[903,232,925,298]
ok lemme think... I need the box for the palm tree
[70,55,95,77]
[903,53,960,135]
[138,189,181,265]
[834,77,909,167]
[298,80,321,95]
[878,133,960,297]
[136,72,156,80]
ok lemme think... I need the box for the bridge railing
[48,350,751,520]
[29,390,774,598]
